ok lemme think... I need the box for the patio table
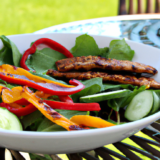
[35,14,160,49]
[2,14,160,160]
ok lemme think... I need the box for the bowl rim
[0,111,159,137]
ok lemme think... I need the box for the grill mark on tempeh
[56,56,157,75]
[47,69,160,89]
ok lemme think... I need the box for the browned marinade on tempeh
[56,56,157,75]
[47,70,160,89]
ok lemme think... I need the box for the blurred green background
[0,0,157,35]
[0,0,119,35]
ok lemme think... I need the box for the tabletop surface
[35,14,160,49]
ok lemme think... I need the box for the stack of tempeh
[47,56,160,89]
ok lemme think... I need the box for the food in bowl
[0,34,159,132]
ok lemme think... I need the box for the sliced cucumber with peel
[0,107,22,131]
[80,89,131,103]
[125,90,153,121]
[150,91,160,114]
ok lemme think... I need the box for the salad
[0,34,159,132]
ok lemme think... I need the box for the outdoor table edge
[35,14,160,33]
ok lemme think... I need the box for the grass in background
[0,0,118,35]
[0,0,157,35]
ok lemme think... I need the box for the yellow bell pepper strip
[0,64,85,95]
[70,115,115,128]
[34,90,52,99]
[2,86,86,131]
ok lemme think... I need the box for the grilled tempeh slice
[47,69,160,89]
[56,56,157,75]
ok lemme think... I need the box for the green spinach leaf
[109,86,146,110]
[21,110,43,129]
[29,48,66,73]
[70,34,100,57]
[55,109,87,119]
[0,48,13,65]
[71,78,104,102]
[0,35,22,66]
[99,47,109,58]
[108,99,120,112]
[37,118,66,132]
[108,39,135,61]
[103,83,136,91]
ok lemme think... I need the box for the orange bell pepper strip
[2,86,86,131]
[34,90,52,99]
[0,64,85,95]
[70,115,115,128]
[8,103,23,109]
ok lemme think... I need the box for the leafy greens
[108,39,135,61]
[0,33,151,132]
[25,34,134,74]
[0,35,22,66]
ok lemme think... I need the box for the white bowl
[0,33,160,154]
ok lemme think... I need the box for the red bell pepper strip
[0,64,85,95]
[15,98,30,106]
[59,95,73,103]
[20,38,74,71]
[0,102,37,117]
[44,100,101,111]
[0,99,100,117]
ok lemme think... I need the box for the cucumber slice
[125,90,153,121]
[150,91,160,114]
[80,89,131,103]
[0,107,22,131]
